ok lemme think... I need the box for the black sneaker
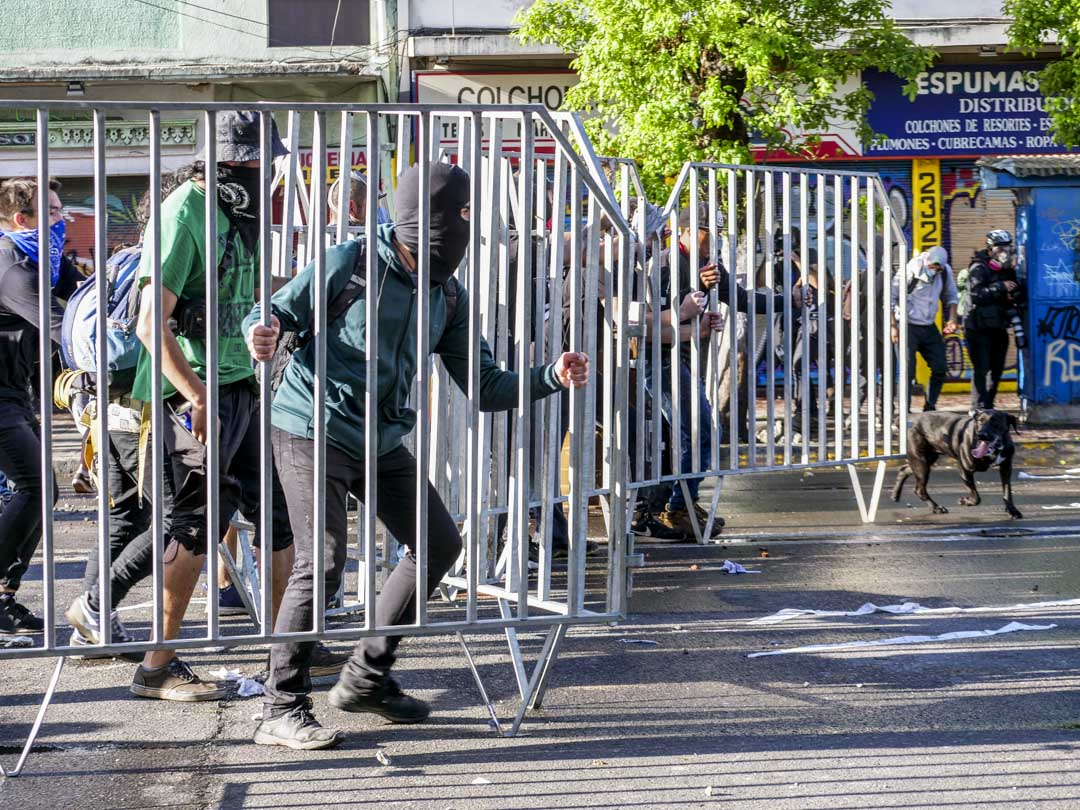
[254,698,343,751]
[310,643,349,678]
[552,541,601,560]
[0,593,44,633]
[631,508,651,534]
[0,606,17,635]
[635,511,689,542]
[328,675,430,724]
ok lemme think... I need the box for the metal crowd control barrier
[613,160,909,543]
[0,101,635,777]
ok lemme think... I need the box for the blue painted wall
[1020,187,1080,406]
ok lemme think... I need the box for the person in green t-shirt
[120,112,303,702]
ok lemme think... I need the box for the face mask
[394,163,471,286]
[216,165,261,252]
[989,248,1012,271]
[3,218,66,287]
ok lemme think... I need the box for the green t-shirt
[132,180,256,402]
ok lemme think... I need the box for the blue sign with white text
[863,63,1076,158]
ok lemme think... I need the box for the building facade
[402,0,1071,402]
[3,0,1069,412]
[0,0,396,262]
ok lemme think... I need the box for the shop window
[268,0,370,47]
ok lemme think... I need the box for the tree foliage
[1005,0,1080,147]
[514,0,934,196]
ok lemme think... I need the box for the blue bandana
[3,219,66,287]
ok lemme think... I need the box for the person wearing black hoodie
[965,230,1020,410]
[0,177,79,636]
[247,162,591,750]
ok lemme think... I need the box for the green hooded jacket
[243,224,564,461]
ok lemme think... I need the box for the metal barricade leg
[498,598,530,700]
[0,658,64,779]
[677,480,704,544]
[456,632,505,737]
[508,623,569,736]
[847,460,888,523]
[702,479,724,543]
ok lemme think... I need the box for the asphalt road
[2,457,1079,809]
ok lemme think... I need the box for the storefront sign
[911,158,941,251]
[864,63,1073,157]
[413,71,578,149]
[294,147,369,184]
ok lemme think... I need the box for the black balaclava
[394,162,471,286]
[216,164,261,253]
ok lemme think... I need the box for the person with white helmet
[891,244,958,413]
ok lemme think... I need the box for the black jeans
[0,405,58,592]
[263,429,463,717]
[966,327,1009,410]
[83,428,183,612]
[907,323,948,410]
[95,382,292,611]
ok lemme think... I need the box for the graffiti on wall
[1038,304,1080,386]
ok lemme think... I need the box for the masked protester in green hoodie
[245,162,590,750]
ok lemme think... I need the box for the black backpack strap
[295,243,368,350]
[326,242,368,325]
[443,277,459,326]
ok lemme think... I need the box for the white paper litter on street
[375,750,392,767]
[1042,503,1080,511]
[750,597,1080,625]
[472,777,492,786]
[209,667,265,697]
[721,560,761,575]
[0,634,33,649]
[747,621,1057,657]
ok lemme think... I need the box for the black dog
[892,409,1022,519]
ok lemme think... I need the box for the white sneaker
[65,593,135,647]
[65,593,103,643]
[69,626,142,662]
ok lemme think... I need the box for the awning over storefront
[977,154,1080,178]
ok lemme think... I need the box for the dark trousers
[263,429,463,717]
[966,328,1009,410]
[91,383,292,611]
[792,331,834,430]
[646,360,711,510]
[83,429,153,609]
[0,406,58,592]
[551,377,639,535]
[907,323,948,410]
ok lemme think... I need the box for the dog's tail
[892,465,911,501]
